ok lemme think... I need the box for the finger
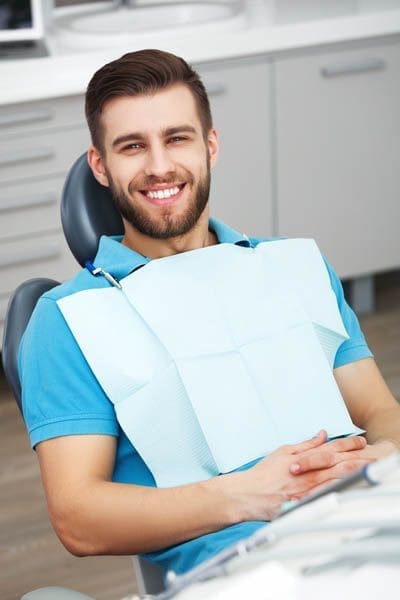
[325,435,367,453]
[329,458,371,478]
[295,478,343,499]
[290,442,368,475]
[290,449,335,475]
[290,459,371,498]
[284,430,328,455]
[296,459,369,497]
[298,435,367,460]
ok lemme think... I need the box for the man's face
[90,84,218,240]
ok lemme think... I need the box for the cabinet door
[0,126,89,183]
[0,95,85,136]
[0,94,88,348]
[197,57,273,237]
[275,38,400,278]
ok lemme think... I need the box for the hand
[224,430,366,522]
[288,437,397,498]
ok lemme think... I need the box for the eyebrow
[112,125,197,148]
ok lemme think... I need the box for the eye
[121,142,144,152]
[168,136,188,144]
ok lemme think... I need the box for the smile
[140,183,186,206]
[145,185,182,200]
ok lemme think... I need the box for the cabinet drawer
[0,233,78,296]
[0,127,90,184]
[0,176,65,240]
[0,95,85,137]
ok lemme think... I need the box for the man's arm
[36,431,367,556]
[36,434,237,556]
[335,357,400,454]
[289,357,400,481]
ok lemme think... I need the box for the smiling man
[88,82,218,255]
[19,49,400,580]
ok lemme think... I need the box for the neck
[121,210,217,259]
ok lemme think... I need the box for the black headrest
[61,153,124,267]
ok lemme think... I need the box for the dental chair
[2,154,166,600]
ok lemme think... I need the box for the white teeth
[146,186,180,200]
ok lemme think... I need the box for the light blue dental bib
[58,239,360,487]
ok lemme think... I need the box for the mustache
[128,172,194,194]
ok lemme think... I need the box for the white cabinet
[197,56,273,238]
[274,37,400,279]
[0,96,90,340]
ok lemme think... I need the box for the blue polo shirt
[19,218,373,576]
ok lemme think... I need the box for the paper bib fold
[58,239,359,487]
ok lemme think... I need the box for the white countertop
[1,4,400,106]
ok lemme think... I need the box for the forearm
[39,431,340,556]
[51,475,240,556]
[363,406,400,449]
[335,359,400,452]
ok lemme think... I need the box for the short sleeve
[18,294,119,448]
[323,258,374,368]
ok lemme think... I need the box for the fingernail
[313,430,323,438]
[290,463,301,474]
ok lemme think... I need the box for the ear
[207,128,219,169]
[87,146,110,187]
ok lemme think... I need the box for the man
[19,49,400,578]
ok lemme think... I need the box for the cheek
[177,155,207,180]
[107,155,140,176]
[111,168,138,192]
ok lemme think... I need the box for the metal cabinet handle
[321,58,386,78]
[205,83,227,97]
[0,147,55,167]
[0,192,56,213]
[0,109,53,128]
[0,243,61,268]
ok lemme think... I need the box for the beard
[106,163,211,240]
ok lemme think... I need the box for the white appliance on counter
[0,0,44,44]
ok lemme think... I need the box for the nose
[144,143,175,179]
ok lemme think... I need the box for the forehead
[100,84,201,142]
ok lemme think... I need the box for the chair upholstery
[61,153,123,267]
[2,278,59,411]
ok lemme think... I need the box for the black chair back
[61,153,123,267]
[2,278,59,411]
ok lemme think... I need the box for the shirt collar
[93,235,146,280]
[209,217,252,247]
[93,217,251,279]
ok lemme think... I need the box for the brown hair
[85,49,212,152]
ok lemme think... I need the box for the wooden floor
[1,270,400,600]
[0,381,137,600]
